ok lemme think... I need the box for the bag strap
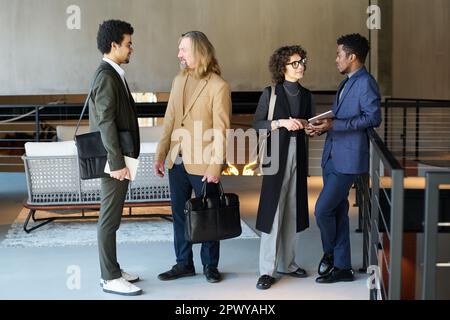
[201,181,225,200]
[73,72,102,139]
[267,85,277,121]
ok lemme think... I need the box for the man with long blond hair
[154,31,231,283]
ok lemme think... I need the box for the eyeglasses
[286,58,307,69]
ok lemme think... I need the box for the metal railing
[422,171,450,300]
[383,98,450,174]
[0,102,169,170]
[0,92,337,172]
[358,128,404,300]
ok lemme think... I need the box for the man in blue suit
[309,33,381,283]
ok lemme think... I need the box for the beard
[179,60,189,70]
[338,64,350,75]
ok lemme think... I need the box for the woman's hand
[298,119,309,129]
[281,117,306,131]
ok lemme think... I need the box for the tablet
[308,110,334,124]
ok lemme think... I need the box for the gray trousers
[259,137,299,276]
[98,176,129,280]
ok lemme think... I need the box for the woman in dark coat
[253,45,315,290]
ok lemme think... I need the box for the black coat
[253,84,312,234]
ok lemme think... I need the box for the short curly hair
[269,45,307,84]
[337,33,370,63]
[97,20,134,54]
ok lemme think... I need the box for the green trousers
[98,176,129,280]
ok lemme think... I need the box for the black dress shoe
[315,267,355,284]
[158,264,195,281]
[256,275,276,290]
[278,267,308,278]
[318,253,334,276]
[203,266,222,283]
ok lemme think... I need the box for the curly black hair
[269,45,307,84]
[97,20,134,54]
[337,33,370,63]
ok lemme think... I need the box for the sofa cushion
[25,141,78,157]
[56,125,163,143]
[140,142,158,154]
[56,125,89,142]
[24,141,158,157]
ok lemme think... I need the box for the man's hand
[153,160,165,178]
[310,118,333,134]
[110,167,130,181]
[202,173,220,184]
[305,126,318,136]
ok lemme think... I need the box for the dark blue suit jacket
[321,67,382,174]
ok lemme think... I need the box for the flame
[222,163,239,176]
[242,161,261,176]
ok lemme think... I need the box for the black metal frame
[22,204,173,233]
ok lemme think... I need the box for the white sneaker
[100,269,139,287]
[102,277,142,296]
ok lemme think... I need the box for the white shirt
[102,57,127,88]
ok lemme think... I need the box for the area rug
[0,207,259,248]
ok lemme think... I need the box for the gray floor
[0,173,369,300]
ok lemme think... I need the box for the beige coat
[155,72,231,177]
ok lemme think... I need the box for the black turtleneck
[283,80,301,118]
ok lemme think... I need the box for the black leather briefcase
[185,182,241,243]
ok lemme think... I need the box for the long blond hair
[180,31,221,78]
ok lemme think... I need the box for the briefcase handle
[200,181,225,202]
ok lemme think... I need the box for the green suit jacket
[89,61,140,171]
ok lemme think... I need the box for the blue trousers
[168,162,220,268]
[315,157,356,269]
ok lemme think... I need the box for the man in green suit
[89,20,141,296]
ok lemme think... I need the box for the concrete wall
[392,0,450,100]
[0,0,370,95]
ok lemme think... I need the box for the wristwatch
[275,120,281,129]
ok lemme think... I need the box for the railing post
[35,106,40,142]
[384,98,389,146]
[388,168,404,300]
[415,100,420,160]
[402,106,406,168]
[360,173,370,272]
[422,172,449,300]
[369,144,380,265]
[369,143,381,300]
